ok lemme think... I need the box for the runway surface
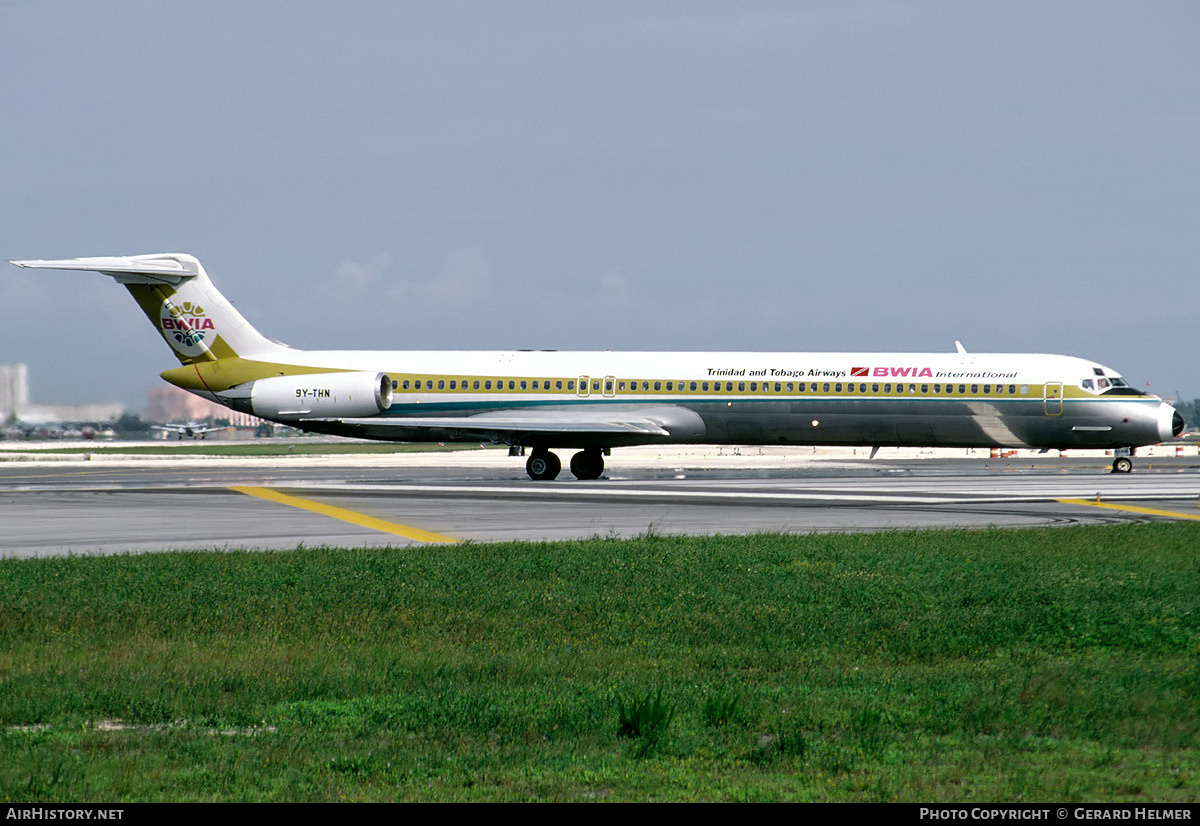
[1,444,1198,556]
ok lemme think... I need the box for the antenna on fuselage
[955,341,967,354]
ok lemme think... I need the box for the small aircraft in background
[151,421,229,440]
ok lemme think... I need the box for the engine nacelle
[245,372,393,420]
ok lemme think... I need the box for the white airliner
[10,254,1184,478]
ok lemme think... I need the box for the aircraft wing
[301,405,705,443]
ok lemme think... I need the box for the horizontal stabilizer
[10,254,201,285]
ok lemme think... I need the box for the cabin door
[1043,382,1064,415]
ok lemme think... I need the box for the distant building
[143,383,265,428]
[0,364,30,424]
[0,363,123,424]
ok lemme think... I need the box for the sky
[2,1,1198,412]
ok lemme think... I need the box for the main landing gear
[525,448,605,481]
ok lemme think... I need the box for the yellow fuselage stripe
[228,485,459,543]
[1056,498,1200,522]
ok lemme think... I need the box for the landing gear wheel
[569,449,605,480]
[1111,456,1133,474]
[526,450,561,481]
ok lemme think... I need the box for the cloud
[298,247,501,332]
[332,252,393,290]
[590,270,634,308]
[421,246,497,305]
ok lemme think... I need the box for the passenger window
[473,380,480,390]
[666,381,674,391]
[566,381,574,390]
[519,380,527,390]
[690,381,697,391]
[449,380,456,390]
[485,380,492,390]
[402,380,410,390]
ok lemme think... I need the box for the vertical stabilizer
[10,254,286,365]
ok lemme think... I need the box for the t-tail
[10,254,285,364]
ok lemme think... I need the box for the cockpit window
[1098,378,1111,390]
[1082,379,1095,391]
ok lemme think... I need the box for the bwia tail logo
[160,301,213,355]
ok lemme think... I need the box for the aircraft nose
[1158,403,1185,442]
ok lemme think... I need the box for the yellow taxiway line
[1056,499,1200,522]
[228,486,459,543]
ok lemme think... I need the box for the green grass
[1,524,1197,802]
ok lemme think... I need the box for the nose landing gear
[1111,447,1134,474]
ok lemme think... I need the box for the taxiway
[1,443,1197,556]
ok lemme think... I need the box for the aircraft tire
[526,450,561,481]
[570,449,604,480]
[1111,456,1133,474]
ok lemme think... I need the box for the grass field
[1,524,1197,802]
